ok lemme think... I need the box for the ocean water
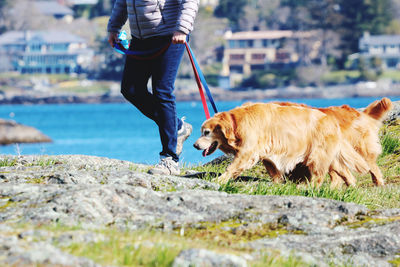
[1,96,399,166]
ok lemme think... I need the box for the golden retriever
[273,98,392,187]
[193,101,370,186]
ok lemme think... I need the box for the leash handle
[185,42,211,119]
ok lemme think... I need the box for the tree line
[0,0,399,84]
[215,0,399,67]
[1,0,398,66]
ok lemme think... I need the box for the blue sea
[1,97,399,166]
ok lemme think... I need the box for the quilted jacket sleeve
[107,0,128,33]
[176,0,199,34]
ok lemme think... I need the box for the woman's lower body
[120,35,191,174]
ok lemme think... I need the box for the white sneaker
[148,157,180,176]
[176,117,192,156]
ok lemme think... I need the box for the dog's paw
[296,183,307,190]
[215,174,231,184]
[272,176,284,184]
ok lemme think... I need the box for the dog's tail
[338,141,369,174]
[363,97,393,121]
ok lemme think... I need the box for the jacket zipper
[133,0,142,39]
[157,0,165,24]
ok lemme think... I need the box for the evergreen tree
[308,0,343,66]
[278,0,314,30]
[214,0,247,31]
[337,0,393,66]
[0,0,11,34]
[90,0,115,18]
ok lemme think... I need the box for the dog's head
[193,112,237,156]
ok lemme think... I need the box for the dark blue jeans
[121,35,185,162]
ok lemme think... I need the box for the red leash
[185,42,211,119]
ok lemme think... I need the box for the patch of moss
[128,164,139,172]
[25,176,46,184]
[0,197,10,210]
[151,182,177,192]
[182,219,305,247]
[389,255,400,266]
[341,215,400,229]
[165,186,177,192]
[0,198,19,212]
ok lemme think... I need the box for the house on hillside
[350,32,400,69]
[65,0,99,4]
[200,0,219,7]
[220,30,316,88]
[34,1,74,23]
[0,30,93,74]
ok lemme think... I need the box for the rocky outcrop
[0,233,101,267]
[1,100,400,266]
[0,119,52,145]
[173,249,248,267]
[386,100,400,122]
[0,155,400,266]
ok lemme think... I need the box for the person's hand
[172,31,187,44]
[108,32,119,47]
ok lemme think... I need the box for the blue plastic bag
[114,30,129,54]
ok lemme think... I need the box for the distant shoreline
[1,83,399,105]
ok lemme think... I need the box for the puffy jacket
[107,0,199,39]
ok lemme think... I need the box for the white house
[0,30,93,74]
[356,32,400,69]
[34,1,74,23]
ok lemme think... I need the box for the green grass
[64,229,308,267]
[30,158,61,167]
[380,123,400,156]
[0,72,74,83]
[66,231,179,267]
[321,69,400,84]
[253,253,310,267]
[389,255,400,267]
[7,223,307,267]
[321,70,360,84]
[54,81,112,94]
[211,175,398,209]
[0,72,111,94]
[381,133,400,156]
[0,156,62,167]
[0,157,18,167]
[381,70,400,81]
[201,167,399,210]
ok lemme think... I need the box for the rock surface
[1,155,400,266]
[386,99,400,122]
[173,249,248,267]
[0,119,52,145]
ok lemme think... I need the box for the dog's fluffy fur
[274,98,392,187]
[194,98,392,187]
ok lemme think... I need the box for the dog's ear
[216,113,238,148]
